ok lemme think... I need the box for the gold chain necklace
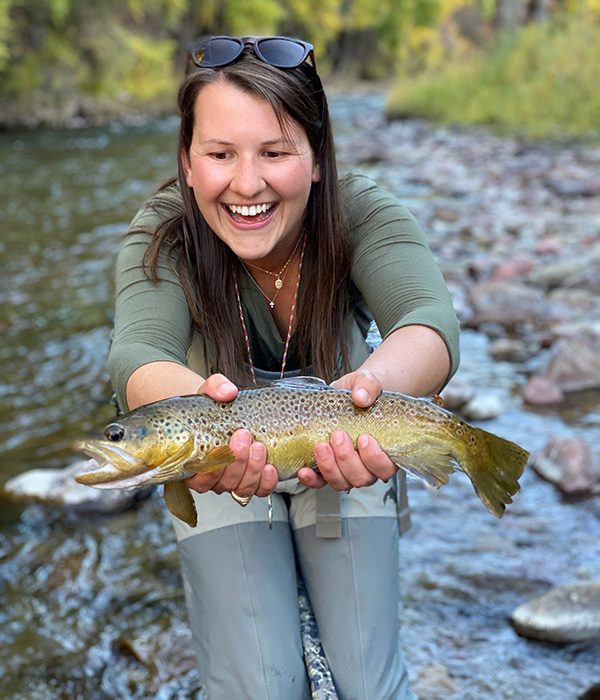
[245,233,303,292]
[234,235,307,385]
[241,262,287,308]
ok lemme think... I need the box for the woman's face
[181,79,320,267]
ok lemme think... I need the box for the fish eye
[105,423,125,442]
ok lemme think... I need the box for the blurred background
[1,0,599,137]
[0,1,599,699]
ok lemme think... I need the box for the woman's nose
[230,158,266,197]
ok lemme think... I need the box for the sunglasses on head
[189,35,316,71]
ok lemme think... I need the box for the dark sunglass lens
[193,37,242,67]
[256,38,307,67]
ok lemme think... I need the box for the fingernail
[355,388,369,404]
[237,430,252,447]
[217,381,235,396]
[250,442,264,459]
[358,434,369,450]
[332,431,345,446]
[315,443,329,459]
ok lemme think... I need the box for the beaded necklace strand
[233,235,307,385]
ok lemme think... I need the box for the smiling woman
[105,34,460,700]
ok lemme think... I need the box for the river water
[0,93,599,699]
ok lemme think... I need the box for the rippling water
[1,94,599,699]
[0,119,179,480]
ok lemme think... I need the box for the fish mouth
[74,440,160,489]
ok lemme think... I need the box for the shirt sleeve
[341,172,460,379]
[107,190,192,411]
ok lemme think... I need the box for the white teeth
[228,203,273,216]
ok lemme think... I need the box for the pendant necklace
[241,264,285,309]
[245,233,303,294]
[234,235,307,385]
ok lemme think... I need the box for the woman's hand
[185,374,279,498]
[297,369,398,491]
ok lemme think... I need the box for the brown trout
[75,378,529,527]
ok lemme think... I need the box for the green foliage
[0,0,13,71]
[0,0,186,124]
[1,0,599,136]
[388,10,600,139]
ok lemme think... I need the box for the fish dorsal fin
[270,376,329,390]
[164,481,197,527]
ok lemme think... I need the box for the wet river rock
[511,582,600,643]
[531,437,600,496]
[2,461,153,513]
[524,334,600,405]
[468,280,548,328]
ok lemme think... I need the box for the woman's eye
[264,151,283,158]
[210,152,230,160]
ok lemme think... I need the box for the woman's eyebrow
[197,138,289,146]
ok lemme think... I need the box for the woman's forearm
[358,324,452,397]
[125,361,206,410]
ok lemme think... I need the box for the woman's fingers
[255,464,279,497]
[330,369,383,408]
[313,430,396,491]
[221,440,266,496]
[356,434,397,482]
[196,373,238,402]
[313,441,351,491]
[186,468,225,493]
[297,467,326,489]
[186,427,278,499]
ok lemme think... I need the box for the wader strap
[396,472,412,534]
[315,486,342,538]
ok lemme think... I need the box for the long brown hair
[141,49,351,384]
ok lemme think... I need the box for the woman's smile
[222,201,278,226]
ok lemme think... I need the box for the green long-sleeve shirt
[108,172,460,410]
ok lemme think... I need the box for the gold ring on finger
[230,491,252,507]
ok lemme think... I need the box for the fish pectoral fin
[388,447,456,489]
[188,445,236,473]
[163,481,197,527]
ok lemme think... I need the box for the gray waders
[172,474,416,700]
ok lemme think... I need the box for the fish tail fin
[461,427,529,518]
